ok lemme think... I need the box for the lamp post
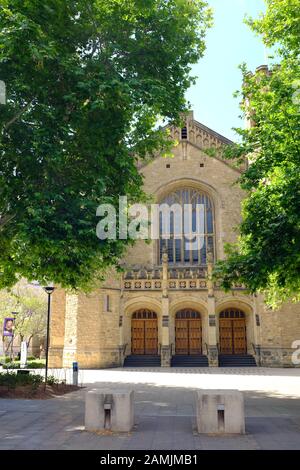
[11,311,18,361]
[43,286,55,388]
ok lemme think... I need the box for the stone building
[49,111,300,369]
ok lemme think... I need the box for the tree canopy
[0,0,212,290]
[214,0,300,306]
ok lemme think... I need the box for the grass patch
[0,359,46,369]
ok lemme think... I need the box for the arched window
[158,187,215,265]
[219,309,245,319]
[132,309,157,319]
[176,309,201,319]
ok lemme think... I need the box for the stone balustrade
[123,266,208,291]
[122,265,246,291]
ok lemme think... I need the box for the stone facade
[49,112,300,369]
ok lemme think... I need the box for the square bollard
[85,389,134,432]
[196,389,245,434]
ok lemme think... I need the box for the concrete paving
[0,367,300,450]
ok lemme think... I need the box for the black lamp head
[43,286,55,295]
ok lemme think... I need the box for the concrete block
[196,389,245,434]
[85,389,134,432]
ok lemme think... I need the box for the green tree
[0,0,212,290]
[214,0,300,307]
[0,280,47,356]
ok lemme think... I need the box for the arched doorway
[131,309,158,355]
[219,309,247,354]
[175,309,202,355]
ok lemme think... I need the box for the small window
[166,164,171,168]
[103,294,111,312]
[181,127,188,139]
[200,163,204,167]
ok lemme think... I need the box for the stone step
[219,354,257,367]
[123,355,161,367]
[171,355,209,367]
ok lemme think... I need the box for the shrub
[3,359,45,370]
[0,372,44,389]
[2,361,20,369]
[0,357,13,364]
[26,361,45,369]
[46,376,59,386]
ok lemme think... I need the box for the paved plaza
[1,367,300,450]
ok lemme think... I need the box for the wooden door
[175,319,189,354]
[175,310,202,355]
[219,319,233,354]
[219,311,246,354]
[189,319,202,355]
[145,319,158,354]
[232,319,247,354]
[131,319,145,355]
[131,310,158,355]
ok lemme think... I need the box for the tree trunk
[26,335,33,349]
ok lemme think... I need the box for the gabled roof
[167,111,234,148]
[165,112,246,172]
[190,119,233,145]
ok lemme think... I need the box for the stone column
[161,248,171,367]
[62,293,79,368]
[206,251,218,367]
[49,287,66,368]
[252,294,262,366]
[118,289,125,366]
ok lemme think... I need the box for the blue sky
[187,0,267,141]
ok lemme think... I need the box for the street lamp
[11,311,18,360]
[43,286,55,388]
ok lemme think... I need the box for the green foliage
[46,375,59,386]
[27,355,38,361]
[0,280,47,349]
[214,0,300,307]
[1,359,45,369]
[0,371,44,388]
[0,356,11,364]
[246,0,300,55]
[0,0,212,290]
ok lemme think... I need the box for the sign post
[20,341,27,369]
[72,361,78,386]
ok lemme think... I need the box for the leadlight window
[158,188,215,265]
[176,309,201,319]
[132,309,157,319]
[219,309,245,319]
